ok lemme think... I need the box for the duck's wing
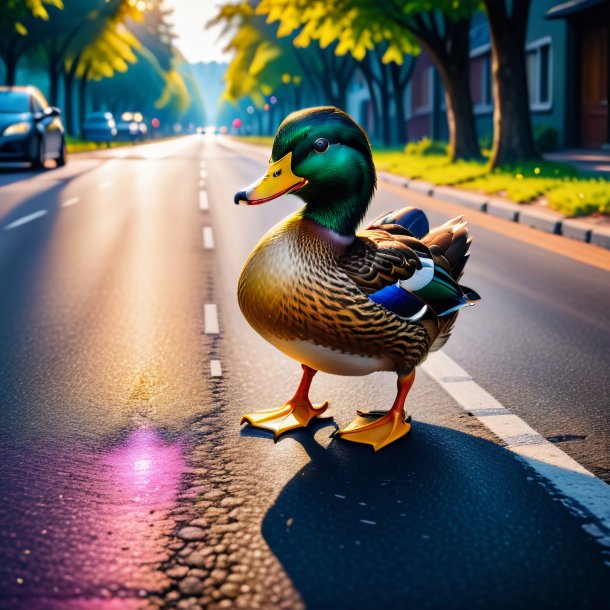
[340,213,479,321]
[339,229,428,295]
[339,229,435,322]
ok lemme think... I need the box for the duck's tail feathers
[422,216,472,281]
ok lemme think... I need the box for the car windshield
[0,91,29,114]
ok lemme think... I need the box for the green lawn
[66,135,181,154]
[373,150,610,217]
[65,136,135,154]
[233,136,610,217]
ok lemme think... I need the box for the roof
[545,0,609,19]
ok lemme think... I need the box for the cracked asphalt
[0,135,609,610]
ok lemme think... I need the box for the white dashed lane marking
[204,304,219,335]
[4,210,48,230]
[422,351,610,551]
[99,180,114,190]
[199,191,209,211]
[202,227,214,249]
[210,360,222,377]
[61,197,80,207]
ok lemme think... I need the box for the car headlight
[3,122,30,136]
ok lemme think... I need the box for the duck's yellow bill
[234,152,307,205]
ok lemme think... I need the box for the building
[347,0,609,151]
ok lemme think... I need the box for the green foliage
[533,125,559,153]
[404,137,449,157]
[65,135,135,153]
[232,135,275,147]
[545,180,610,216]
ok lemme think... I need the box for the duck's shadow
[250,421,610,610]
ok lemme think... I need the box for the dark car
[0,86,66,168]
[82,111,117,144]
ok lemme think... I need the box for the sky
[163,0,233,64]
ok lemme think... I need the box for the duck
[234,107,479,451]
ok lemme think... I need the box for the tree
[63,2,142,133]
[484,0,538,165]
[0,0,63,85]
[209,3,349,136]
[211,2,412,143]
[257,0,483,160]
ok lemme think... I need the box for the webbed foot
[336,370,416,452]
[241,398,330,439]
[240,364,330,440]
[336,410,411,451]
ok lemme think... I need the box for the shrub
[534,125,559,153]
[404,137,449,157]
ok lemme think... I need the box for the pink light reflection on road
[1,428,187,610]
[105,427,185,511]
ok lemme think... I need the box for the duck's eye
[313,138,329,153]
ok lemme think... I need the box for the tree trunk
[3,55,18,86]
[359,56,384,145]
[379,78,392,147]
[391,14,482,160]
[485,0,538,166]
[441,66,483,161]
[415,18,482,160]
[390,61,413,146]
[78,65,90,137]
[63,54,81,135]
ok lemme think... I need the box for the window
[470,45,493,114]
[526,37,552,111]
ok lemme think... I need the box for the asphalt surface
[0,135,609,610]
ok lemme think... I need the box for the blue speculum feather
[370,266,475,318]
[369,284,427,319]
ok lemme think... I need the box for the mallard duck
[234,107,479,451]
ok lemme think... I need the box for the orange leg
[241,365,330,439]
[337,370,415,451]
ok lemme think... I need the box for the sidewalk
[545,149,610,176]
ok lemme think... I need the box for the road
[0,135,609,610]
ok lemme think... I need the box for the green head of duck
[234,107,376,237]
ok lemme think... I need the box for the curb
[377,171,610,250]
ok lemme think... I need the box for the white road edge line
[422,351,610,551]
[62,197,80,207]
[210,360,222,377]
[4,210,48,230]
[99,180,114,190]
[204,304,219,335]
[199,191,209,211]
[202,226,214,249]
